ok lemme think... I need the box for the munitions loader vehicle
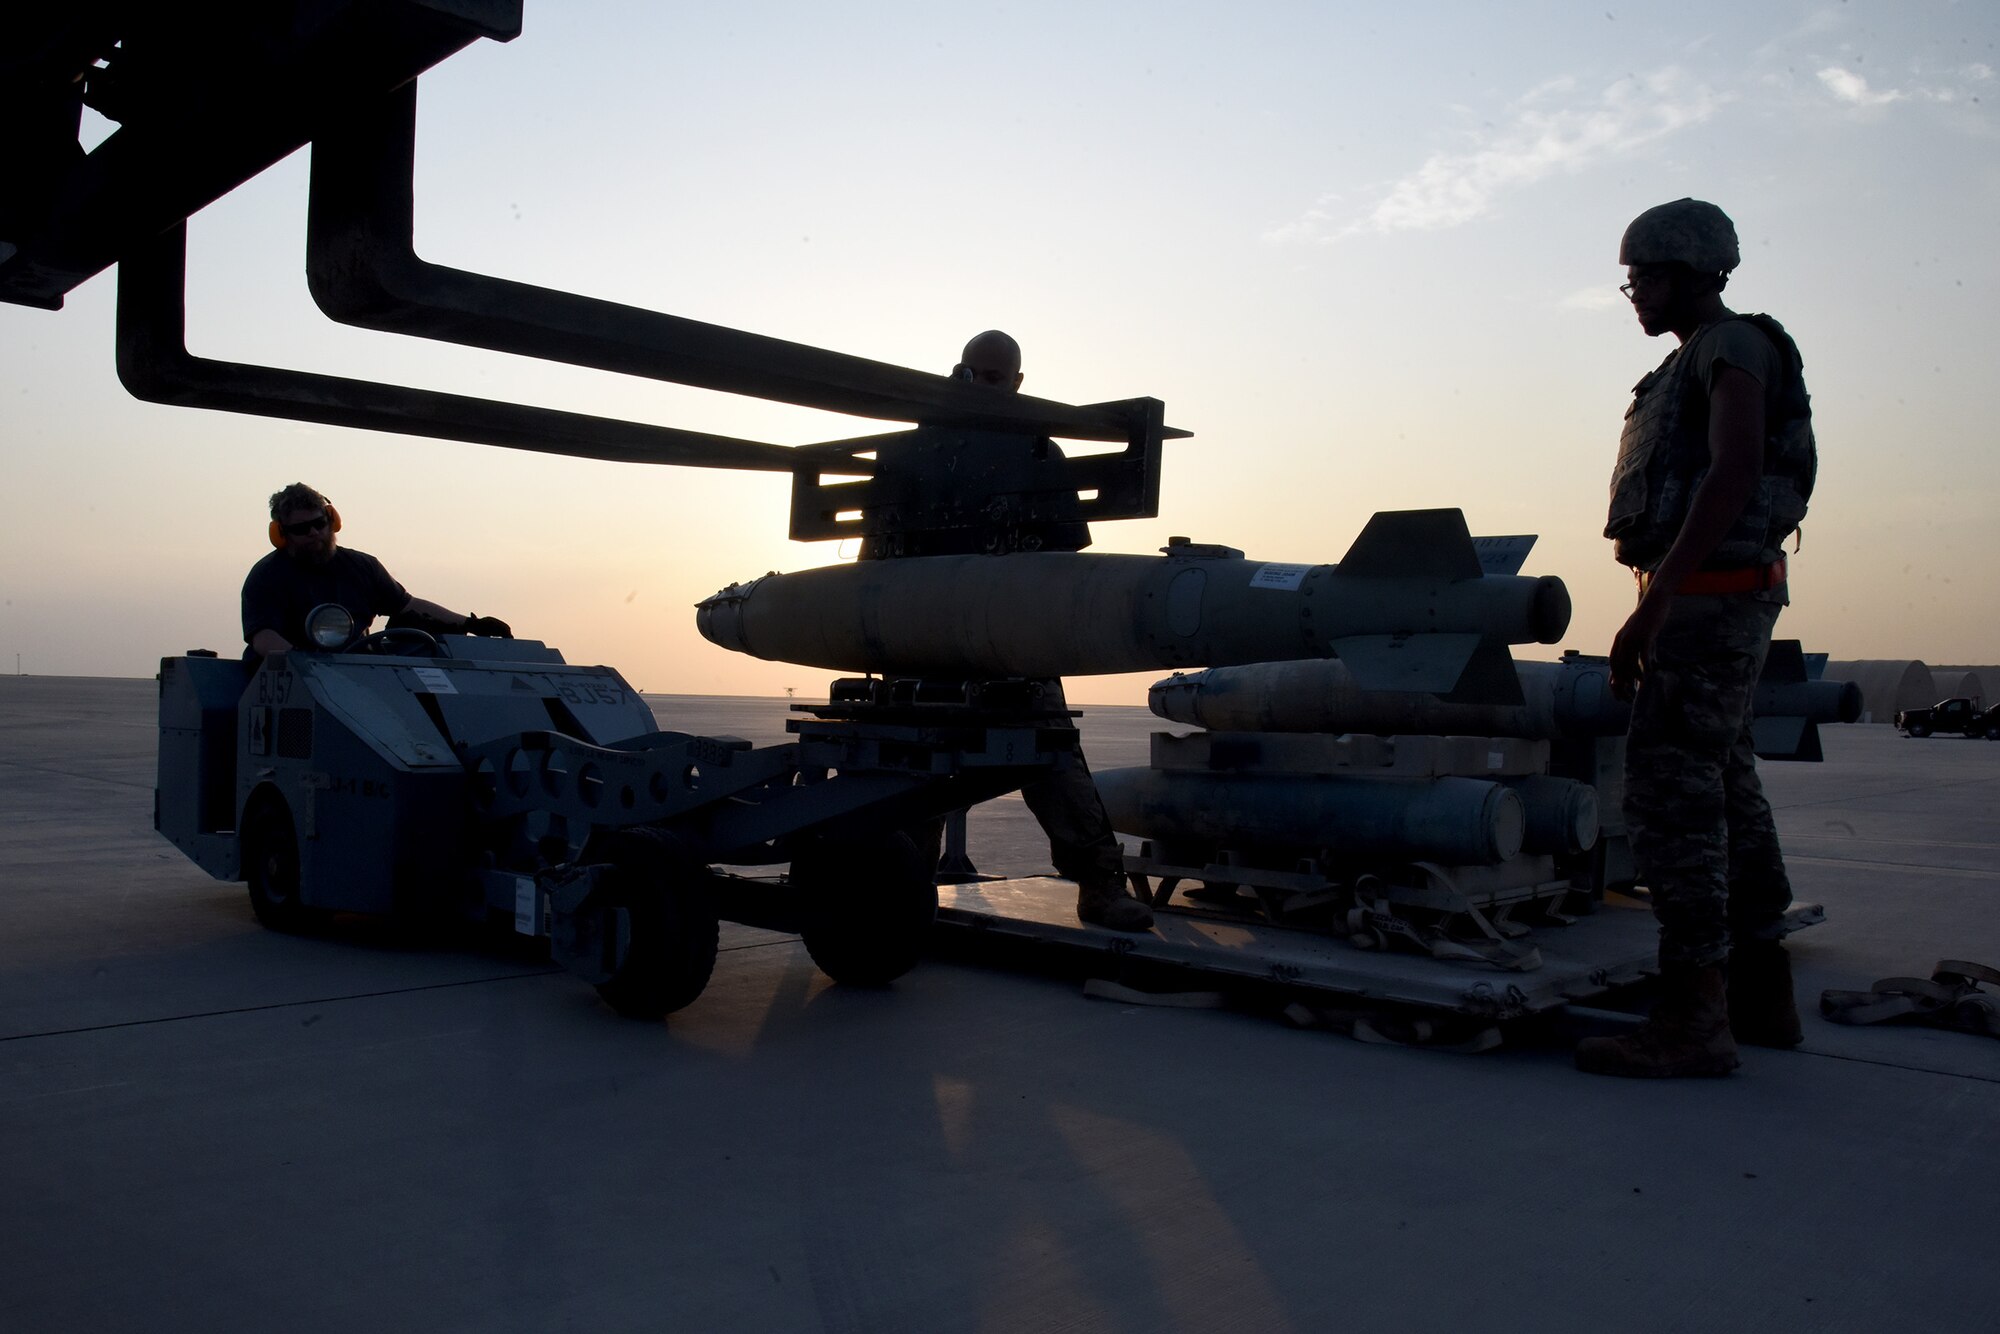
[157,608,1080,1017]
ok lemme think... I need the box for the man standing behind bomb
[902,331,1153,932]
[1574,200,1817,1078]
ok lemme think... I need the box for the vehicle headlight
[305,603,355,649]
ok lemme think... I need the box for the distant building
[1930,670,1986,709]
[1930,666,1997,709]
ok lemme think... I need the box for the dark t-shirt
[242,547,409,651]
[857,435,1093,558]
[1684,317,1784,398]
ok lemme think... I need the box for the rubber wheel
[591,828,719,1020]
[791,830,939,987]
[243,792,310,932]
[1909,725,1930,738]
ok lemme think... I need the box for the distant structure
[1930,670,1986,709]
[1928,668,1992,708]
[1825,660,1934,724]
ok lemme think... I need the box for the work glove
[465,614,512,638]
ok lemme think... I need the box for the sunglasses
[282,514,331,538]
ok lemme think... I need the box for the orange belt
[1637,557,1786,596]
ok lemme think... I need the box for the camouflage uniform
[1017,679,1127,892]
[907,678,1126,891]
[1624,588,1793,968]
[1609,314,1814,971]
[879,496,1129,904]
[1579,199,1815,1073]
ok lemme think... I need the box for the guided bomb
[1092,769,1531,866]
[1149,643,1860,760]
[1152,656,1622,738]
[1094,726,1603,971]
[698,510,1570,688]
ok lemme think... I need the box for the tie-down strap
[1820,960,2000,1039]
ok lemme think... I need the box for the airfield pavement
[2,674,1996,1333]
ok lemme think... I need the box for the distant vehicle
[1894,698,2000,739]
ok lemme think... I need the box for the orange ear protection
[268,504,342,549]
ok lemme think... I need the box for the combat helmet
[1619,198,1739,274]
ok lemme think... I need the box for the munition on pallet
[1108,639,1857,969]
[1150,641,1862,760]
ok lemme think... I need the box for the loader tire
[243,791,311,933]
[792,830,938,987]
[592,828,719,1020]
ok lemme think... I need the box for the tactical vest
[1604,314,1816,572]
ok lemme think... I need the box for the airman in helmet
[1575,201,1819,1079]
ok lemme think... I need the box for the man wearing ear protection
[242,482,511,657]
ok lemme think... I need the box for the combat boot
[1575,963,1740,1078]
[1077,876,1154,932]
[1728,940,1803,1048]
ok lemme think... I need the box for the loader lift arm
[5,1,1179,533]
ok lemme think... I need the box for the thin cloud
[1817,62,1993,110]
[1268,68,1726,244]
[1817,67,1903,107]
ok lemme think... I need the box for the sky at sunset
[3,1,1996,703]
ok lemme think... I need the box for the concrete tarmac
[3,675,1996,1333]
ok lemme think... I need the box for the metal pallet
[935,876,1823,1022]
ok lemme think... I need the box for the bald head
[955,330,1023,392]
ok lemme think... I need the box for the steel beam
[115,222,805,470]
[304,80,1184,444]
[0,0,522,309]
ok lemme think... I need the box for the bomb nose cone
[694,579,758,655]
[1530,576,1572,645]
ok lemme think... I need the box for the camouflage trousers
[1021,680,1127,891]
[1624,591,1793,969]
[910,680,1126,891]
